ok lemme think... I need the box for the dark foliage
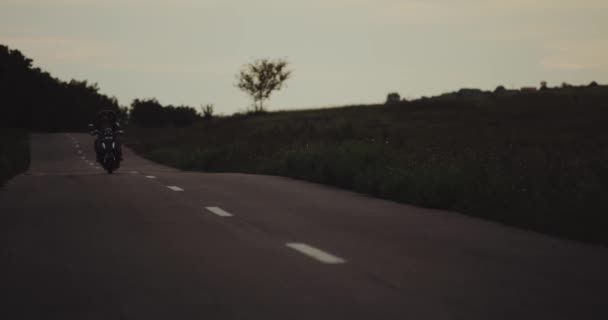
[201,104,214,120]
[0,129,29,186]
[127,85,608,245]
[129,98,201,128]
[0,44,122,131]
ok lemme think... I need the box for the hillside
[127,86,608,245]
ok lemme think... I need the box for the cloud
[1,35,236,75]
[0,36,115,63]
[0,0,211,5]
[370,0,608,24]
[487,0,608,10]
[0,0,96,4]
[541,40,608,71]
[96,61,232,75]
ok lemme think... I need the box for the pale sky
[1,0,607,114]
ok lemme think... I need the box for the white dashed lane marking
[145,176,157,179]
[205,206,233,217]
[286,243,346,264]
[167,186,184,192]
[130,171,139,174]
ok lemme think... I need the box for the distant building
[385,92,401,104]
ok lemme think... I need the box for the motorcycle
[89,124,123,174]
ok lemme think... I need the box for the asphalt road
[1,133,608,319]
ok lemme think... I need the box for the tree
[129,98,201,128]
[201,104,214,120]
[129,98,166,127]
[167,105,201,127]
[385,92,400,105]
[236,58,291,112]
[494,85,506,93]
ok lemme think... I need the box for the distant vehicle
[89,124,123,174]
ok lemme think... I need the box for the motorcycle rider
[90,110,123,163]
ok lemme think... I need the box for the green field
[0,129,30,187]
[126,89,608,245]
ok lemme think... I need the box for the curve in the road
[1,133,608,320]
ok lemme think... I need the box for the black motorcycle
[89,125,123,174]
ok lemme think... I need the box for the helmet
[98,110,117,122]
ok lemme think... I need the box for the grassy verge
[0,129,30,187]
[126,92,608,245]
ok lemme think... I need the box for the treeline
[129,98,201,128]
[0,128,29,187]
[0,45,123,131]
[0,44,203,131]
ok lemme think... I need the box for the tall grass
[0,129,30,187]
[126,90,608,244]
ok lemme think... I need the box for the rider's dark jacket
[93,111,120,132]
[92,111,122,161]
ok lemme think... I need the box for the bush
[126,85,608,245]
[129,99,201,127]
[0,129,30,187]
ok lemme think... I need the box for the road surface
[1,133,607,319]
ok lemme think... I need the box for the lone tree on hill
[236,58,291,112]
